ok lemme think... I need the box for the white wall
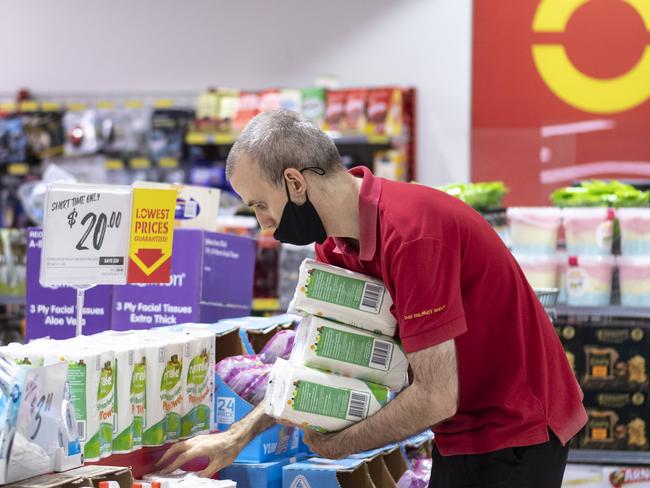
[0,0,472,185]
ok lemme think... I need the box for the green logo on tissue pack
[161,355,183,399]
[98,361,114,404]
[187,351,209,390]
[131,362,146,397]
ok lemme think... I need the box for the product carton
[111,229,255,330]
[282,457,376,488]
[220,454,308,488]
[211,321,300,463]
[174,185,220,232]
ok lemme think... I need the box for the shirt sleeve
[390,238,467,353]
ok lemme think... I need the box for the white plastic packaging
[290,316,408,391]
[44,344,115,462]
[288,259,396,336]
[180,329,215,439]
[512,253,560,289]
[264,358,391,433]
[507,207,562,255]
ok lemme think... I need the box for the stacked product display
[508,205,650,308]
[264,259,407,432]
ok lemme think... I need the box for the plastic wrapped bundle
[264,358,391,432]
[228,363,272,405]
[289,259,396,336]
[260,329,297,364]
[215,355,263,384]
[291,315,408,391]
[397,458,432,488]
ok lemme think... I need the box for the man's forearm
[337,382,453,454]
[229,403,276,445]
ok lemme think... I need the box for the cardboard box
[581,323,650,392]
[111,229,255,329]
[26,228,113,340]
[217,314,297,355]
[6,466,133,488]
[220,454,308,488]
[174,185,221,232]
[349,446,407,488]
[580,390,650,450]
[211,320,300,463]
[283,458,376,488]
[554,319,583,380]
[399,431,434,466]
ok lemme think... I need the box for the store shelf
[569,449,650,465]
[556,305,650,319]
[185,131,406,147]
[0,295,25,305]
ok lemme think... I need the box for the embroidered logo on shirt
[403,305,446,321]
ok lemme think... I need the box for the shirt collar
[332,166,381,261]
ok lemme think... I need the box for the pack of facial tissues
[265,259,408,433]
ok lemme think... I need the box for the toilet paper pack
[180,329,215,439]
[289,259,396,336]
[264,358,391,433]
[44,345,115,462]
[291,316,408,391]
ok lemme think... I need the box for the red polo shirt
[315,166,587,456]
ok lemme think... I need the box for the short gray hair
[226,109,344,186]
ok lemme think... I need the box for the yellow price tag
[19,101,39,112]
[8,163,29,176]
[214,133,235,144]
[67,102,87,112]
[0,102,16,113]
[252,298,280,311]
[186,132,208,145]
[154,99,174,109]
[105,159,125,171]
[159,158,179,168]
[41,102,61,112]
[97,101,115,110]
[130,158,151,170]
[125,100,144,109]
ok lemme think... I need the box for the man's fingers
[198,460,221,479]
[156,442,186,468]
[159,451,193,474]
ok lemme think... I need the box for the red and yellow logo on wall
[472,0,650,205]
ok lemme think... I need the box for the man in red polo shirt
[159,109,586,487]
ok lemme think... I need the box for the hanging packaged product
[280,89,302,113]
[0,114,27,163]
[264,359,391,432]
[290,315,408,391]
[181,329,215,439]
[21,105,65,160]
[301,88,326,128]
[148,109,193,163]
[44,344,115,462]
[63,106,99,156]
[259,89,282,113]
[96,331,146,453]
[233,92,260,133]
[323,90,347,132]
[289,259,397,336]
[343,89,368,134]
[367,88,403,137]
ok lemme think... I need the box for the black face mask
[273,168,328,246]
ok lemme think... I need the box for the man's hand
[301,430,351,460]
[156,431,244,478]
[155,403,275,478]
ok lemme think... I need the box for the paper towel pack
[264,358,391,432]
[291,315,408,391]
[289,259,397,336]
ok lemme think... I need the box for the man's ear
[284,168,308,197]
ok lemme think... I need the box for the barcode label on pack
[77,421,86,441]
[346,391,370,420]
[359,282,384,314]
[369,339,393,371]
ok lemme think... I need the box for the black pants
[428,431,569,488]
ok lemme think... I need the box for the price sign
[40,183,133,286]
